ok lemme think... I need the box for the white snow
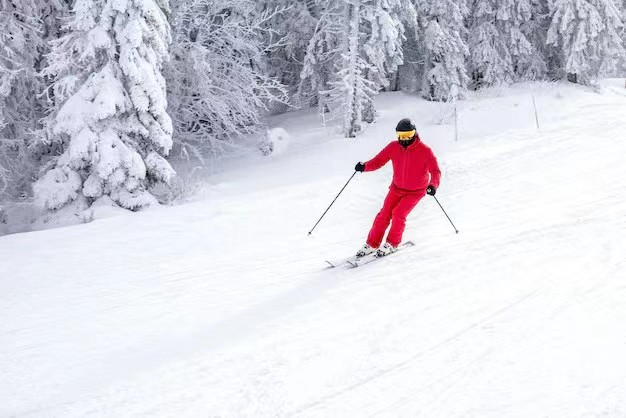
[261,127,292,157]
[2,80,626,417]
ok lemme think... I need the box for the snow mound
[260,127,291,156]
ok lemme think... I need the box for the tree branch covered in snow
[166,0,289,160]
[257,0,318,113]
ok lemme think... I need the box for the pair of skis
[325,241,415,269]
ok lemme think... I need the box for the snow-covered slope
[2,81,626,417]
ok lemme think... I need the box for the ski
[325,252,377,268]
[347,241,415,268]
[325,241,415,268]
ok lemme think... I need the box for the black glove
[426,185,436,196]
[355,162,365,172]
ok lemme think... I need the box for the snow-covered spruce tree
[0,0,45,201]
[468,0,513,87]
[517,0,550,79]
[623,0,626,73]
[298,2,339,111]
[167,0,288,159]
[547,0,624,84]
[468,0,544,87]
[300,0,408,138]
[336,0,379,137]
[0,0,68,202]
[421,0,470,101]
[360,0,410,117]
[35,0,175,211]
[500,0,547,80]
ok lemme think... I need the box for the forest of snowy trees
[0,0,624,215]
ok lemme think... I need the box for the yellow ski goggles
[396,129,416,140]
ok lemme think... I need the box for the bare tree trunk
[389,71,399,92]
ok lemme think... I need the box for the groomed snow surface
[2,81,626,417]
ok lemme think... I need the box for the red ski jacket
[364,137,441,191]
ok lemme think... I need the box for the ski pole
[432,195,459,234]
[308,171,358,236]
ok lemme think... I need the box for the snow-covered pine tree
[622,0,626,72]
[518,0,550,80]
[300,0,408,138]
[421,0,470,101]
[504,0,548,80]
[336,0,378,137]
[167,0,288,159]
[622,0,626,39]
[35,0,175,211]
[0,0,67,202]
[513,0,552,80]
[468,0,512,87]
[0,0,41,200]
[468,0,543,87]
[33,0,70,157]
[360,0,409,119]
[547,0,625,84]
[298,2,338,111]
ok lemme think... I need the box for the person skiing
[354,118,441,258]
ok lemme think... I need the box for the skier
[354,118,441,257]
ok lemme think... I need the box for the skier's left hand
[426,185,436,196]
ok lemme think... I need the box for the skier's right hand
[355,162,365,172]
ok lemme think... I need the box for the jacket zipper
[402,146,408,187]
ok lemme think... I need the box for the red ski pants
[366,185,426,248]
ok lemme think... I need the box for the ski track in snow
[1,81,626,417]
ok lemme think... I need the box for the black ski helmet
[396,118,416,132]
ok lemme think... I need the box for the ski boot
[376,242,397,257]
[356,243,376,258]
